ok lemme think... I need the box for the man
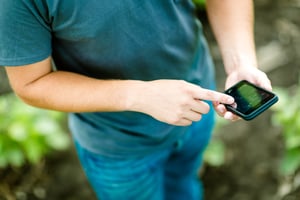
[0,0,272,199]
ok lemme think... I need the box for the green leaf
[46,132,70,151]
[280,148,300,175]
[204,140,225,167]
[8,123,28,141]
[6,148,25,167]
[0,156,8,168]
[0,93,70,168]
[285,132,300,149]
[23,135,49,164]
[33,117,60,136]
[193,0,206,10]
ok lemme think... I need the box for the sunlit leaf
[272,83,300,175]
[280,148,300,175]
[23,138,48,164]
[0,93,69,168]
[46,132,70,151]
[8,123,28,141]
[34,117,59,135]
[7,148,25,167]
[204,140,225,167]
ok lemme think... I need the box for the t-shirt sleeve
[0,0,52,66]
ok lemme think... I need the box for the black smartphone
[224,80,278,120]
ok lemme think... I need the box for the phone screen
[224,80,278,119]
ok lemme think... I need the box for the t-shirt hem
[0,52,51,67]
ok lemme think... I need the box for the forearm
[5,56,235,125]
[206,0,257,74]
[12,70,141,113]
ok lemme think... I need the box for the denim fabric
[74,108,215,200]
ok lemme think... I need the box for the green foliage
[193,0,206,9]
[204,117,228,167]
[0,94,70,168]
[272,84,300,175]
[204,139,225,167]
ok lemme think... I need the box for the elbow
[11,84,40,107]
[8,78,47,109]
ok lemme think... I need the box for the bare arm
[5,57,234,126]
[5,57,135,112]
[206,0,257,75]
[206,0,272,120]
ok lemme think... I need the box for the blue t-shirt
[0,0,215,157]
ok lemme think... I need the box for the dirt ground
[1,0,300,199]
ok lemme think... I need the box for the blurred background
[0,0,300,199]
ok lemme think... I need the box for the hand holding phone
[223,80,278,120]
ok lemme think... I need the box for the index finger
[195,88,235,104]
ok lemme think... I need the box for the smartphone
[224,80,278,120]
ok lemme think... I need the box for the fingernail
[220,107,226,113]
[227,97,235,104]
[224,112,232,120]
[217,104,225,113]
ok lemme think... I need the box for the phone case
[225,96,278,120]
[224,80,279,120]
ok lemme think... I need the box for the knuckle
[185,121,193,126]
[203,107,210,114]
[169,113,183,125]
[201,102,210,114]
[205,90,215,99]
[179,96,192,108]
[195,114,202,121]
[221,95,230,103]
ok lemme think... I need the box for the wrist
[123,80,147,112]
[223,50,258,75]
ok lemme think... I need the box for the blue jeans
[74,110,215,200]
